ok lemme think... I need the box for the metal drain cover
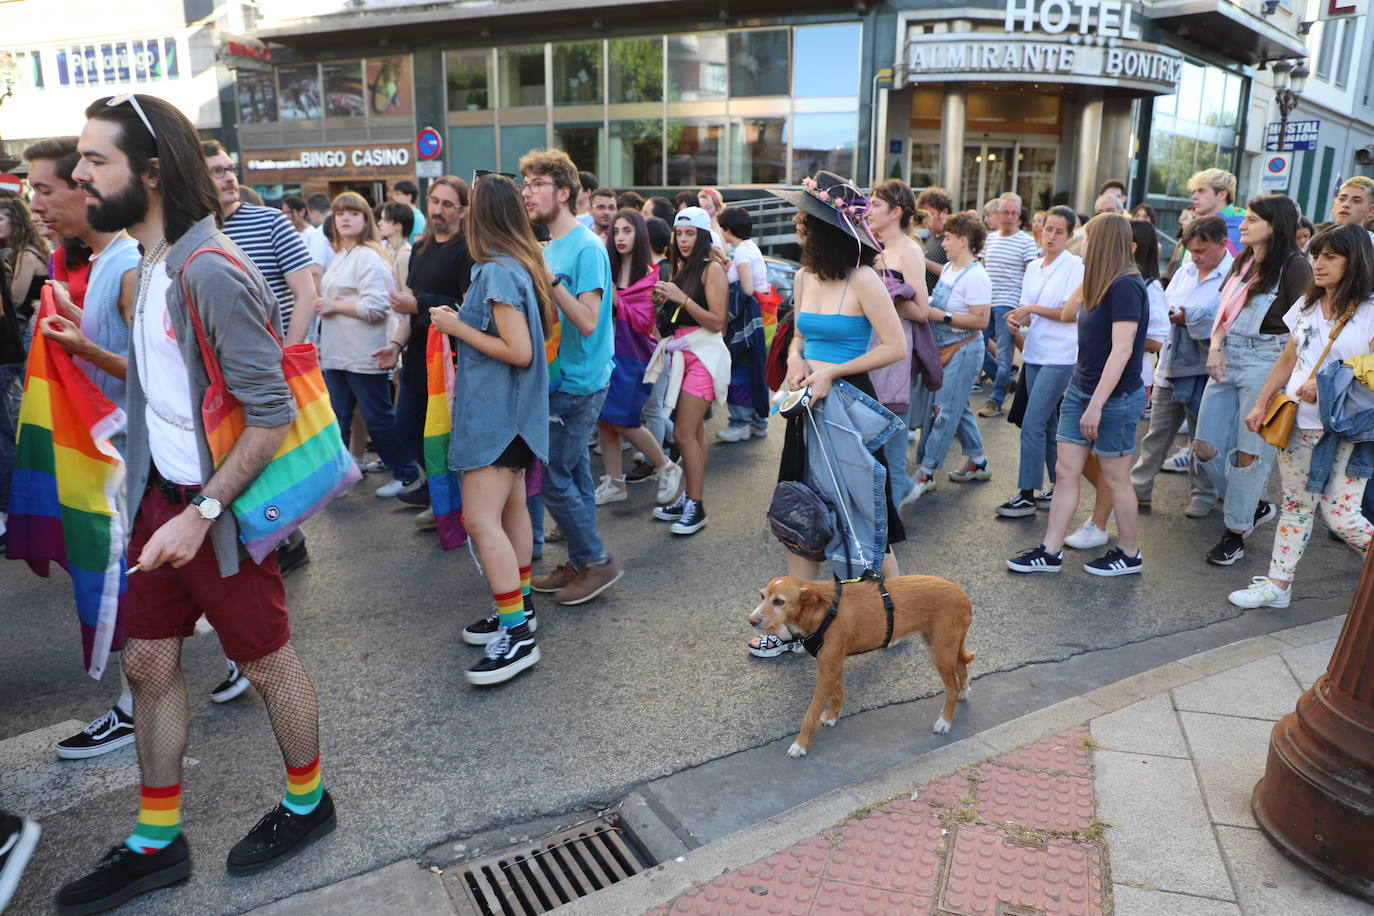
[452,814,651,915]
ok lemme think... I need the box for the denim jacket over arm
[1308,359,1374,493]
[1163,252,1233,380]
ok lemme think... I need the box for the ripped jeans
[914,339,985,474]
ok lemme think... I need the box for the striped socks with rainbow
[495,587,526,629]
[520,565,532,601]
[283,755,324,815]
[127,783,181,853]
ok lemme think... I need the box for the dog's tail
[960,636,975,666]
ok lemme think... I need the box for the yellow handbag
[1259,314,1351,449]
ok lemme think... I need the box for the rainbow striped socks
[127,783,181,853]
[283,755,324,815]
[495,587,525,629]
[519,566,532,600]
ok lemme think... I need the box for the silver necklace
[135,239,196,433]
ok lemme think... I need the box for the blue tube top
[796,311,871,364]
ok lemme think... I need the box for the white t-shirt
[982,231,1038,308]
[1284,295,1374,429]
[727,238,770,294]
[299,224,334,269]
[1140,278,1169,389]
[133,267,202,485]
[1019,252,1082,366]
[934,261,992,316]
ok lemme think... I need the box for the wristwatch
[941,310,953,324]
[551,274,563,288]
[190,494,223,521]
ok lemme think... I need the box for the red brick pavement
[649,728,1106,916]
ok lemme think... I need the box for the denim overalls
[913,265,986,473]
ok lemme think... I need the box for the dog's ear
[798,584,826,608]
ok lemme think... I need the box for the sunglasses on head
[474,169,517,182]
[106,93,157,141]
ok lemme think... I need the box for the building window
[792,24,860,98]
[554,122,603,177]
[667,119,725,187]
[13,51,44,91]
[1336,21,1356,89]
[609,37,663,104]
[609,119,663,185]
[668,33,727,101]
[788,112,856,182]
[909,142,938,189]
[728,30,789,97]
[368,58,413,117]
[501,124,548,173]
[322,61,365,118]
[552,41,602,106]
[447,50,490,111]
[498,46,545,108]
[237,71,278,125]
[1146,60,1243,201]
[278,64,322,120]
[1316,21,1336,81]
[730,116,786,183]
[450,125,497,183]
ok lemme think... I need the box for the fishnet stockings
[238,641,320,769]
[122,638,190,787]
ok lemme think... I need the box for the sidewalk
[571,614,1374,916]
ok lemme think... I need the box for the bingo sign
[416,127,443,161]
[1261,153,1293,192]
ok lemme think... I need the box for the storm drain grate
[454,815,652,915]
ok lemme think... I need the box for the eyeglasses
[106,93,156,141]
[210,165,238,179]
[520,178,555,195]
[474,169,517,182]
[427,195,463,211]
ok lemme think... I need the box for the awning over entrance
[1147,0,1307,66]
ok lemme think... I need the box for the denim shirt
[1308,360,1374,493]
[448,256,550,472]
[801,380,903,577]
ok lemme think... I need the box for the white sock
[115,690,134,717]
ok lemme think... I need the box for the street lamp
[1272,59,1308,151]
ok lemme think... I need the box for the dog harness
[799,571,895,658]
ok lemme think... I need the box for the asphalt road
[1,392,1364,915]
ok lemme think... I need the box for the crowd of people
[1,89,1372,914]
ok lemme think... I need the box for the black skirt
[492,436,536,471]
[777,372,906,547]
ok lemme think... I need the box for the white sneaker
[654,461,685,505]
[715,425,751,443]
[375,474,423,498]
[751,425,769,439]
[1064,520,1109,550]
[594,474,628,505]
[1228,576,1292,609]
[901,474,937,507]
[1161,445,1190,473]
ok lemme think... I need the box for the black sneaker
[652,493,686,521]
[210,660,251,704]
[1253,501,1277,529]
[1205,531,1245,566]
[1084,547,1143,577]
[995,494,1037,518]
[465,624,540,686]
[462,595,537,646]
[396,481,430,507]
[55,706,135,760]
[670,500,708,535]
[56,834,191,915]
[226,791,336,876]
[1,813,40,913]
[1035,487,1055,508]
[625,458,656,484]
[1007,544,1063,573]
[275,539,310,576]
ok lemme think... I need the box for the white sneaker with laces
[1228,576,1292,609]
[1161,445,1191,473]
[375,474,424,498]
[594,474,628,505]
[1064,520,1109,550]
[654,461,684,505]
[715,425,751,443]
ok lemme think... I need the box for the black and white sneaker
[210,660,251,704]
[1253,501,1277,529]
[1205,531,1245,566]
[625,458,656,484]
[652,493,686,522]
[0,813,40,913]
[465,625,540,686]
[56,834,191,915]
[462,595,537,646]
[1007,545,1063,573]
[1035,488,1055,508]
[1084,547,1143,577]
[55,706,135,760]
[995,494,1037,518]
[670,499,708,535]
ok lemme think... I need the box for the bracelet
[388,340,403,351]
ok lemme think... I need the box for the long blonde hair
[330,191,388,259]
[465,174,555,342]
[1080,213,1139,311]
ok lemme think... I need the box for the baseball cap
[674,206,712,232]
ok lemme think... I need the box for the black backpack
[766,481,834,562]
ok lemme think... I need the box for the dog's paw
[787,742,808,758]
[932,716,951,735]
[820,714,838,727]
[958,684,971,701]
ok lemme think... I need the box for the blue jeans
[983,306,1016,404]
[1194,337,1284,533]
[392,375,426,468]
[642,371,670,446]
[727,402,768,431]
[323,369,418,483]
[542,386,611,567]
[882,425,913,505]
[1057,383,1146,458]
[916,341,985,473]
[1018,363,1074,492]
[0,361,22,515]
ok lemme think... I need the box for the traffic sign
[416,127,443,161]
[416,160,442,179]
[1264,120,1319,152]
[0,174,21,194]
[1260,153,1292,192]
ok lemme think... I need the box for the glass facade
[442,22,861,186]
[1146,59,1244,203]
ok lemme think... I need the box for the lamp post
[1252,546,1374,903]
[1271,59,1309,151]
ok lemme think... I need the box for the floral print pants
[1269,429,1373,582]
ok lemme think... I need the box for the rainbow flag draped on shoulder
[6,289,126,678]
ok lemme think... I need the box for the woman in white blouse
[319,191,422,498]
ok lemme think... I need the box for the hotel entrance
[958,140,1058,211]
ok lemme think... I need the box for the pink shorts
[674,327,716,401]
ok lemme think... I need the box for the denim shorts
[1055,383,1146,458]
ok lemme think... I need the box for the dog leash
[799,572,895,658]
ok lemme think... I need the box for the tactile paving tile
[668,861,821,915]
[994,725,1093,776]
[881,769,971,813]
[759,834,835,878]
[823,810,945,898]
[941,823,1105,916]
[972,763,1095,832]
[809,880,932,915]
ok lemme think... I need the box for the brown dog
[749,574,975,757]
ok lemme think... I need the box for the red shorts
[125,485,291,663]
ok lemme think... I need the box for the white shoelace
[484,628,511,659]
[85,708,120,736]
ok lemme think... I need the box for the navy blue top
[1073,274,1149,399]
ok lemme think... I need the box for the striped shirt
[982,230,1038,309]
[222,203,313,325]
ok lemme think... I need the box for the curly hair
[942,212,987,256]
[799,213,877,282]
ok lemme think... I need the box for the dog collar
[799,571,896,658]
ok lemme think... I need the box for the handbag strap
[1302,310,1356,386]
[178,247,283,392]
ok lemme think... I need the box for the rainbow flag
[6,289,126,678]
[424,326,466,550]
[545,310,562,395]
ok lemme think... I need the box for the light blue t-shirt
[410,206,426,244]
[80,235,142,411]
[544,224,614,396]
